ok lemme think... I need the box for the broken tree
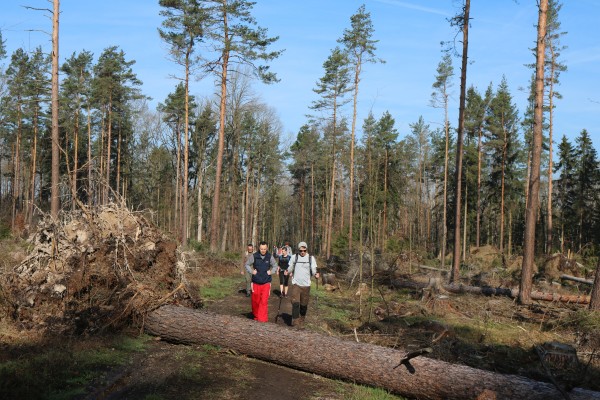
[145,305,600,400]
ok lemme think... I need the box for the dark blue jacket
[252,252,273,284]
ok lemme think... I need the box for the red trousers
[251,282,271,322]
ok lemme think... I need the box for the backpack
[293,253,313,276]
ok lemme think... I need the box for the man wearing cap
[286,241,319,328]
[245,241,279,322]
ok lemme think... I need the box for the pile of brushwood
[0,202,200,335]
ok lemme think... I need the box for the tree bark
[210,6,230,252]
[520,0,548,305]
[590,260,600,311]
[50,0,60,218]
[145,305,599,400]
[450,0,469,283]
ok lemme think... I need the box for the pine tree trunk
[105,98,113,205]
[349,78,358,254]
[73,108,79,208]
[590,259,600,311]
[210,17,230,252]
[28,110,39,225]
[183,59,190,244]
[251,178,260,248]
[521,0,548,305]
[546,49,555,255]
[116,127,122,196]
[87,105,93,206]
[197,171,204,243]
[50,0,60,218]
[450,0,469,283]
[311,163,315,248]
[441,106,450,267]
[326,139,336,260]
[476,126,482,247]
[462,182,467,262]
[145,305,599,400]
[499,135,507,257]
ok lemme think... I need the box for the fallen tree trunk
[561,274,594,285]
[145,305,600,400]
[444,283,591,305]
[391,280,591,304]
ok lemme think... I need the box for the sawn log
[145,305,600,400]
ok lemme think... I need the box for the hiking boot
[292,316,305,328]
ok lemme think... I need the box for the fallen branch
[392,347,432,373]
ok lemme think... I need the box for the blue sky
[2,0,600,150]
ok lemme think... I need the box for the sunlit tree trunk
[546,46,556,255]
[28,110,39,225]
[311,163,315,248]
[182,54,191,244]
[520,0,548,305]
[210,9,229,252]
[476,126,482,247]
[197,172,204,242]
[50,0,60,218]
[104,99,114,204]
[499,133,506,256]
[116,127,122,196]
[450,0,469,283]
[251,178,259,248]
[87,105,92,205]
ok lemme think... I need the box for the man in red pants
[244,241,278,322]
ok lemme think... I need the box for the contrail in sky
[372,0,451,17]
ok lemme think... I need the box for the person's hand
[267,270,271,275]
[241,270,245,275]
[284,270,288,276]
[315,272,320,279]
[252,270,257,275]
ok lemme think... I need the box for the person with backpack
[245,241,279,322]
[286,241,319,328]
[277,247,292,298]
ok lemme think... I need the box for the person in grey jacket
[286,241,319,328]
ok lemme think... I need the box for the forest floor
[1,208,600,399]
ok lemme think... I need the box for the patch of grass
[563,309,600,332]
[335,383,407,400]
[201,276,240,301]
[0,334,150,400]
[0,222,10,239]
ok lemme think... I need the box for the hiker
[283,240,293,256]
[245,241,278,322]
[240,243,254,297]
[278,247,292,298]
[287,241,319,328]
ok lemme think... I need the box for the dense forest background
[0,0,599,268]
